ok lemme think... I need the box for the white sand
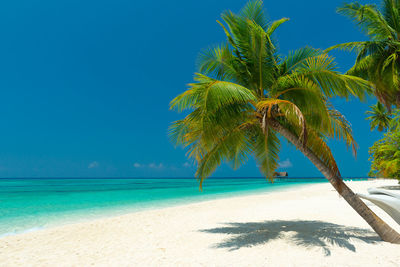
[1,180,400,267]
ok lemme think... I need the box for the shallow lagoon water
[0,177,364,236]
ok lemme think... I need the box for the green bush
[369,110,400,182]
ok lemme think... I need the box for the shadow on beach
[200,220,381,256]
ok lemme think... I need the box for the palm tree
[366,102,392,131]
[170,1,400,243]
[326,0,400,110]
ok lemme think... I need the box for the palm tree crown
[327,0,400,109]
[366,102,392,131]
[170,1,370,187]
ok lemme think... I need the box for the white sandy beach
[1,180,399,266]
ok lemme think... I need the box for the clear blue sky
[0,0,382,178]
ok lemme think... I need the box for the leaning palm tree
[366,102,392,131]
[170,1,400,243]
[326,0,400,110]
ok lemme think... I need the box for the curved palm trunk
[269,120,400,244]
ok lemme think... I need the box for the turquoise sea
[0,177,365,237]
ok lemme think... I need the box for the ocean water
[0,177,362,236]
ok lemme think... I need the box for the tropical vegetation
[366,102,392,131]
[330,0,400,183]
[169,1,400,243]
[369,109,400,181]
[327,0,400,110]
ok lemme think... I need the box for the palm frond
[196,121,254,189]
[290,54,372,99]
[266,18,289,36]
[197,44,236,80]
[382,0,400,34]
[325,103,358,155]
[346,55,373,78]
[306,129,341,177]
[170,74,256,112]
[281,47,322,75]
[338,3,396,39]
[252,126,280,180]
[366,102,391,131]
[240,0,268,29]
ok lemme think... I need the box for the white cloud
[134,162,164,169]
[183,162,191,167]
[133,163,141,168]
[278,159,292,169]
[88,161,99,169]
[149,163,163,169]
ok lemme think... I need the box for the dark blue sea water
[0,177,364,236]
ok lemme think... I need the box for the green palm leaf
[328,0,400,109]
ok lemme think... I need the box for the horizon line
[0,176,372,179]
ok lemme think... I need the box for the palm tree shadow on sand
[200,220,381,256]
